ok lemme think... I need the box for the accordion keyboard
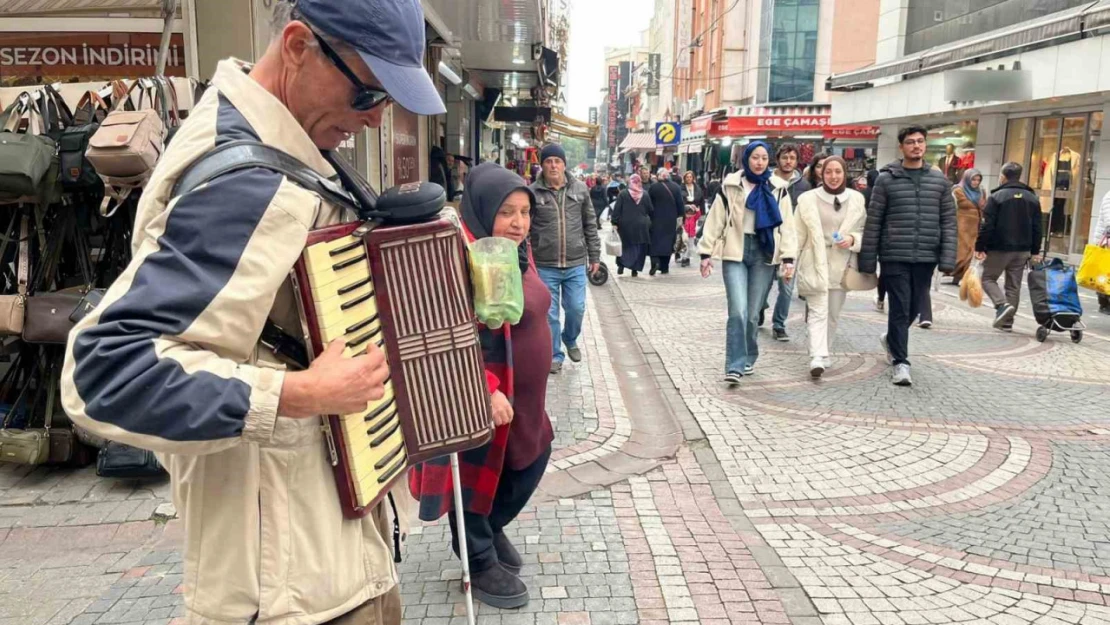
[302,234,407,509]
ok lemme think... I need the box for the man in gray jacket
[530,144,601,374]
[860,125,957,386]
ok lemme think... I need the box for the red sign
[709,115,878,140]
[689,115,714,134]
[0,32,187,86]
[392,107,420,185]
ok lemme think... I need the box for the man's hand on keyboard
[279,339,391,418]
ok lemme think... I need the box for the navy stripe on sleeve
[71,167,284,442]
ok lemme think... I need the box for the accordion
[292,217,493,519]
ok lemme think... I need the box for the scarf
[960,168,985,208]
[459,162,534,273]
[741,141,783,258]
[820,156,849,211]
[628,174,645,203]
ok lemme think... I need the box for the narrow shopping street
[2,233,1108,625]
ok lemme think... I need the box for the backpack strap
[171,139,358,212]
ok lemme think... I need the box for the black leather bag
[96,441,164,478]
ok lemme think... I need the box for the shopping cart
[1028,257,1085,343]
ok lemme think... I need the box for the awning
[828,0,1103,91]
[618,132,657,151]
[548,111,598,141]
[0,0,159,13]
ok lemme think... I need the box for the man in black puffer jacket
[860,125,957,387]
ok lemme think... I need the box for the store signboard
[588,106,598,126]
[676,0,692,69]
[710,115,879,140]
[0,32,187,86]
[392,107,420,185]
[607,65,618,149]
[647,53,660,95]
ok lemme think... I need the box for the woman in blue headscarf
[950,168,986,285]
[696,141,798,385]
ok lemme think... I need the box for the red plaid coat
[408,225,513,522]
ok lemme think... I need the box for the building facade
[830,0,1110,263]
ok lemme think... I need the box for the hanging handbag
[86,79,167,189]
[0,360,49,466]
[59,91,110,189]
[0,94,56,200]
[0,215,30,336]
[841,252,878,291]
[97,441,164,479]
[23,210,95,344]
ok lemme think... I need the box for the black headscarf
[460,162,535,273]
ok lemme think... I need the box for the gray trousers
[982,251,1031,309]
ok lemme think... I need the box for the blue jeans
[722,236,777,374]
[537,265,588,363]
[761,268,795,331]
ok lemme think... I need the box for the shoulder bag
[0,94,56,201]
[842,253,878,291]
[23,210,95,344]
[0,215,30,336]
[59,90,110,189]
[86,78,167,192]
[0,357,49,466]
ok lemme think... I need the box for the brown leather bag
[0,215,29,336]
[22,288,86,344]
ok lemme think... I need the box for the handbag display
[23,289,87,344]
[0,215,29,336]
[97,441,164,479]
[0,365,53,466]
[59,91,110,189]
[841,252,878,291]
[86,79,167,188]
[0,94,56,200]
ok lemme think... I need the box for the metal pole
[449,453,476,625]
[156,0,180,76]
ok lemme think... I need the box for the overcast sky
[565,0,654,120]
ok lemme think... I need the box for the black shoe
[660,270,669,275]
[758,309,766,327]
[494,533,523,575]
[773,328,788,342]
[650,267,658,276]
[472,563,529,609]
[1100,307,1110,316]
[724,372,742,386]
[632,271,639,277]
[993,304,1016,329]
[617,266,625,275]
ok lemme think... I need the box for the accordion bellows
[293,218,493,519]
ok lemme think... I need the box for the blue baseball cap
[295,0,447,116]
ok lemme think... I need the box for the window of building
[767,0,819,103]
[905,0,1090,54]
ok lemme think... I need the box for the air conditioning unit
[694,89,706,112]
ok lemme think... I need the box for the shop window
[1004,118,1034,180]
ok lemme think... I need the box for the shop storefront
[1003,111,1104,258]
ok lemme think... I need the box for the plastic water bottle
[832,231,843,244]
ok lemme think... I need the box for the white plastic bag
[605,230,622,257]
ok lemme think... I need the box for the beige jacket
[61,59,399,625]
[697,171,797,264]
[793,188,867,297]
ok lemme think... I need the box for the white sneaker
[809,358,826,379]
[892,364,913,386]
[879,334,892,365]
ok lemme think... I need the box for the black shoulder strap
[171,139,358,212]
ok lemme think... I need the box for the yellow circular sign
[657,123,677,143]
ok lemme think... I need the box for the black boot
[472,563,529,609]
[494,532,523,574]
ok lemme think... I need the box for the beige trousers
[806,289,848,359]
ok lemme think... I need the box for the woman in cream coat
[792,156,868,378]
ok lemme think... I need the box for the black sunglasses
[311,31,392,111]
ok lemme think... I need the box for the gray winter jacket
[859,161,957,274]
[529,175,601,268]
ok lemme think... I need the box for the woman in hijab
[611,173,654,277]
[648,168,685,275]
[951,168,986,285]
[792,156,868,378]
[409,163,553,610]
[697,141,798,385]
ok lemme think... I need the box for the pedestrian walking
[860,125,957,387]
[60,0,447,621]
[951,169,987,285]
[698,140,798,386]
[975,162,1043,330]
[611,174,653,277]
[762,143,813,340]
[411,163,553,610]
[679,171,704,267]
[804,152,830,191]
[529,144,602,374]
[792,156,867,378]
[648,169,684,275]
[705,173,723,211]
[1096,189,1110,314]
[590,173,609,228]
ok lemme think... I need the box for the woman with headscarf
[611,173,654,277]
[698,141,798,385]
[409,163,553,610]
[950,168,987,285]
[792,156,868,378]
[648,168,685,275]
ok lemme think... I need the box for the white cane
[450,452,476,625]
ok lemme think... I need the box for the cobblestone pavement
[4,231,1110,624]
